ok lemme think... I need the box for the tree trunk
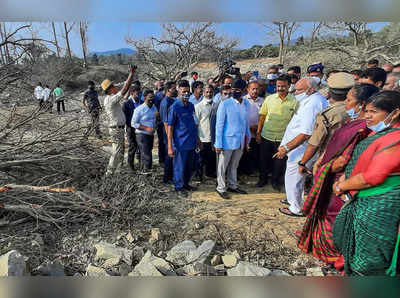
[79,22,88,68]
[63,22,72,60]
[51,22,60,58]
[0,22,5,64]
[1,23,10,63]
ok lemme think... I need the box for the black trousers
[157,124,166,164]
[259,137,287,186]
[163,130,173,183]
[126,126,138,169]
[136,133,154,170]
[57,100,65,113]
[238,138,260,175]
[201,142,216,177]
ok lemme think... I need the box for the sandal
[280,199,289,205]
[279,207,305,217]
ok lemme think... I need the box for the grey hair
[305,77,319,90]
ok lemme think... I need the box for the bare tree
[51,22,61,58]
[310,22,400,67]
[126,22,238,81]
[262,22,299,64]
[79,22,89,68]
[63,22,74,60]
[309,22,324,49]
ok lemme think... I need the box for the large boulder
[133,251,176,276]
[94,242,133,265]
[0,250,29,276]
[227,262,271,276]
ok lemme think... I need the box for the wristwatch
[283,144,290,152]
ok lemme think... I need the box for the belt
[109,125,125,129]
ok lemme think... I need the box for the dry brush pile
[0,104,181,231]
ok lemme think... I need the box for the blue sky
[69,22,389,55]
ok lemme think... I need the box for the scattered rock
[103,257,121,269]
[210,255,221,266]
[132,246,145,262]
[166,240,196,265]
[222,255,238,268]
[86,264,109,277]
[187,240,215,263]
[126,232,135,243]
[227,262,271,276]
[270,269,291,276]
[194,223,203,230]
[37,260,65,276]
[94,242,133,265]
[118,263,132,276]
[306,267,324,277]
[0,250,29,276]
[182,262,217,276]
[149,228,162,243]
[214,264,226,272]
[134,251,176,276]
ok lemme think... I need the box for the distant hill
[89,48,135,56]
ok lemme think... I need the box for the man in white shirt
[43,85,52,112]
[238,81,264,175]
[101,65,136,176]
[189,81,204,105]
[195,85,216,178]
[274,77,327,216]
[34,82,44,109]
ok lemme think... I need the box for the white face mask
[289,84,296,92]
[296,92,309,102]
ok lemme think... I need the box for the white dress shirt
[245,95,264,138]
[280,92,327,162]
[34,86,44,100]
[195,97,213,142]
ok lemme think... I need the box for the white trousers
[216,149,243,193]
[284,159,315,214]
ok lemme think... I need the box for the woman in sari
[332,90,400,276]
[298,84,379,268]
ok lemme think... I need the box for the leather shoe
[184,185,198,191]
[216,190,230,199]
[228,187,247,194]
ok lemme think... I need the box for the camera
[218,58,240,76]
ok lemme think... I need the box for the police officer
[298,72,355,174]
[167,80,198,195]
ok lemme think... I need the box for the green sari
[333,128,400,276]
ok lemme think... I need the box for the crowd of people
[36,58,400,276]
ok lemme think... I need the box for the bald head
[295,78,317,95]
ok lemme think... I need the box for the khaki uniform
[308,102,349,153]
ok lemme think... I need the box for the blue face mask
[367,112,393,132]
[346,108,360,119]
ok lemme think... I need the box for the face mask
[181,93,190,101]
[367,112,394,132]
[295,92,308,102]
[288,84,296,92]
[148,99,154,106]
[232,91,242,99]
[346,108,360,119]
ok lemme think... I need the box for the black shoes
[183,185,198,191]
[216,190,230,199]
[227,187,247,194]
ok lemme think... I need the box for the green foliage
[232,44,279,60]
